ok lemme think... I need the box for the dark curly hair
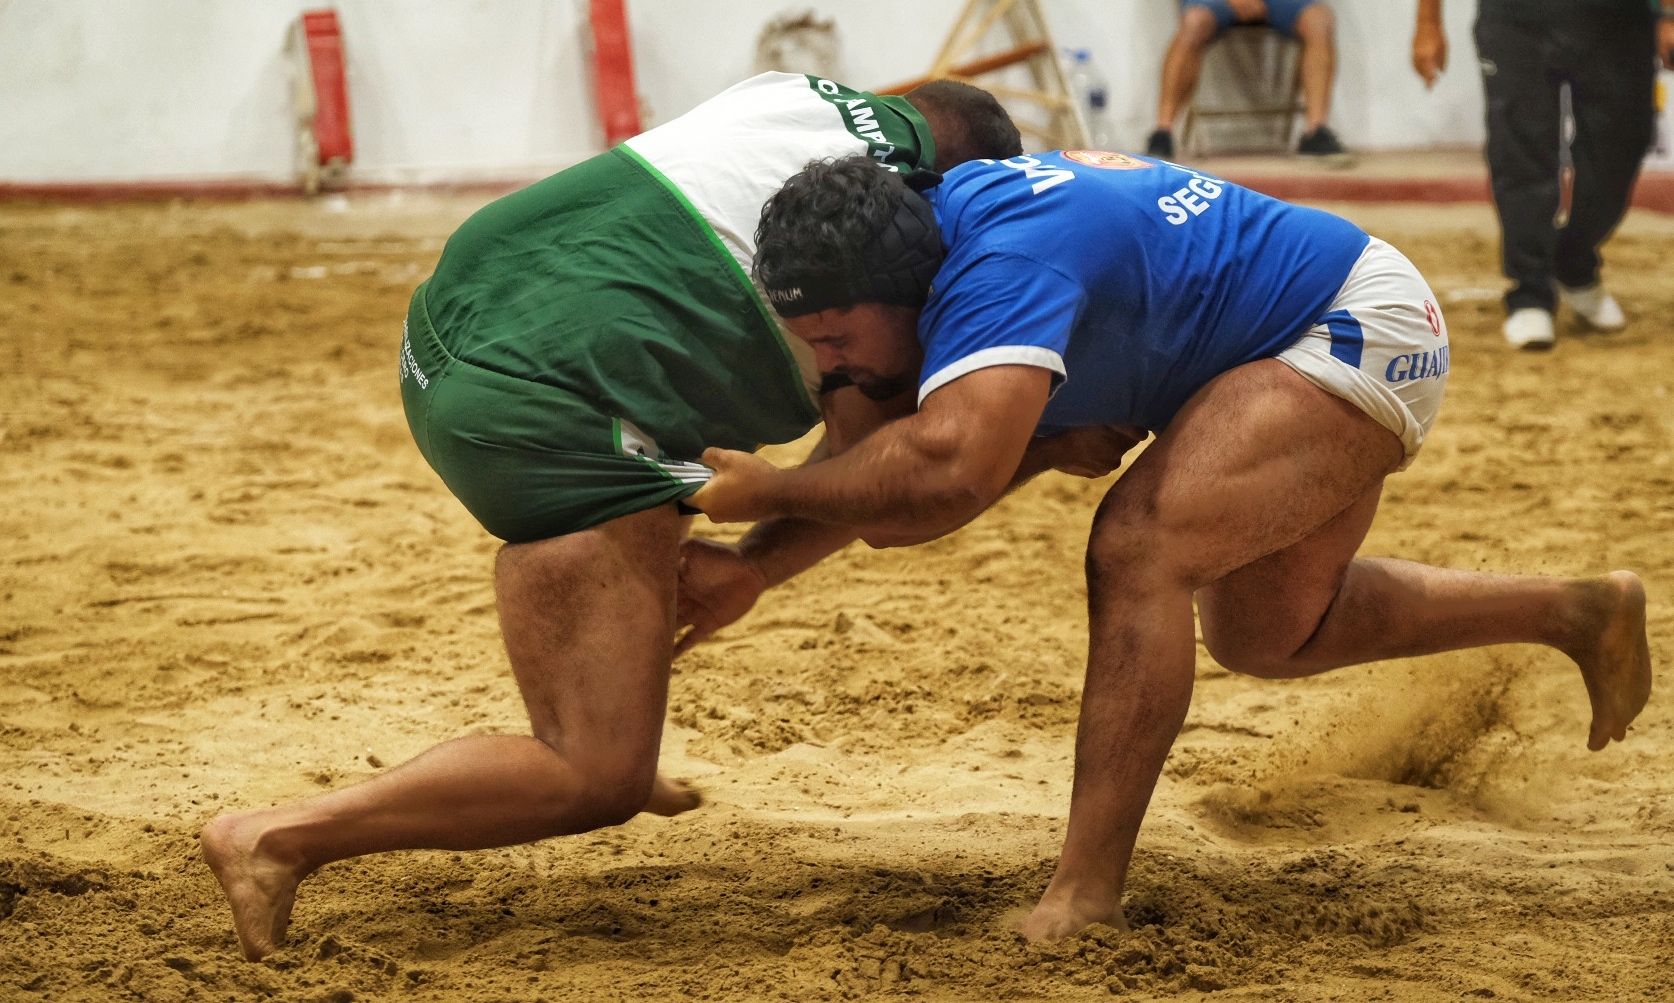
[754,155,944,317]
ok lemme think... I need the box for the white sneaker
[1503,307,1555,350]
[1558,282,1626,331]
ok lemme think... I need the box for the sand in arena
[0,195,1670,1001]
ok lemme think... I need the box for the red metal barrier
[299,9,354,171]
[589,0,641,146]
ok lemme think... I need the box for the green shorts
[400,289,715,543]
[399,150,819,543]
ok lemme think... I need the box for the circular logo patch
[1063,150,1153,170]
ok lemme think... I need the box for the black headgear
[761,173,946,318]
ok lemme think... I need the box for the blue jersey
[918,151,1371,432]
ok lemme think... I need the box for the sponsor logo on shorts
[1064,150,1154,170]
[398,321,429,390]
[1424,299,1443,336]
[616,417,659,459]
[616,417,712,484]
[1386,345,1449,383]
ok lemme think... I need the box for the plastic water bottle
[1065,48,1112,149]
[1649,67,1674,169]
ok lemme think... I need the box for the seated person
[1147,0,1346,158]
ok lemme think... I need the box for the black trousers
[1474,6,1657,312]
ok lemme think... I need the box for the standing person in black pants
[1412,0,1674,350]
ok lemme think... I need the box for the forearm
[752,428,1114,552]
[856,446,1055,549]
[1009,437,1058,486]
[760,418,999,542]
[692,366,1050,544]
[1416,0,1442,30]
[733,516,858,588]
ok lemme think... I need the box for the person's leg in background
[1288,2,1348,154]
[1552,7,1657,331]
[1474,10,1565,348]
[1149,2,1230,157]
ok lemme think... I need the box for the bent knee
[1201,637,1302,679]
[1199,614,1319,679]
[568,756,661,829]
[1294,4,1335,41]
[1175,7,1221,45]
[1085,493,1210,594]
[523,725,662,829]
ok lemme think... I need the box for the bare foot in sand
[1561,571,1652,751]
[1017,888,1129,943]
[645,774,703,817]
[200,811,307,961]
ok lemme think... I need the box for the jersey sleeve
[916,250,1083,405]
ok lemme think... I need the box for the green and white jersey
[415,72,935,480]
[406,73,934,539]
[623,71,937,395]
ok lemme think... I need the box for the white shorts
[1276,236,1448,469]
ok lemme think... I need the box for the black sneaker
[1296,125,1346,156]
[1145,128,1174,158]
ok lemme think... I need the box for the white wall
[0,0,1487,186]
[0,0,601,183]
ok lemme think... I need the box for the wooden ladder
[877,0,1088,150]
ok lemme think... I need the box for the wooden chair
[1178,25,1304,157]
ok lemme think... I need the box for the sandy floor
[1,194,1671,1002]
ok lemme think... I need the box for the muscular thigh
[1098,359,1401,588]
[494,504,683,762]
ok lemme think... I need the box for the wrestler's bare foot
[1561,571,1652,751]
[645,774,702,817]
[200,811,307,961]
[1017,887,1129,943]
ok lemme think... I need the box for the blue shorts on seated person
[1181,0,1320,38]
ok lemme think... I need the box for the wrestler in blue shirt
[917,150,1369,432]
[688,153,1650,944]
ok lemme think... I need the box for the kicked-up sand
[0,194,1670,1001]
